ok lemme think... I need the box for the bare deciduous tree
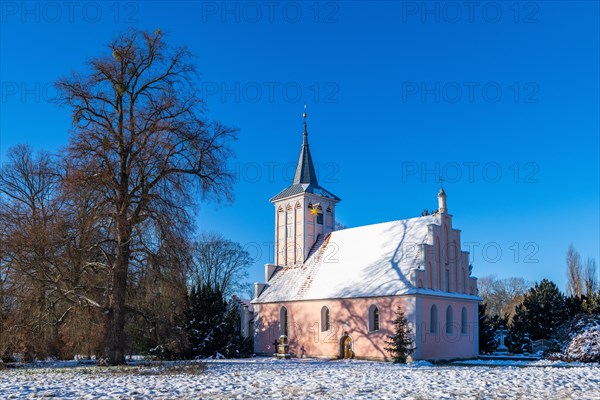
[56,29,236,365]
[0,145,66,360]
[567,245,583,298]
[477,275,531,321]
[190,232,252,299]
[583,257,598,296]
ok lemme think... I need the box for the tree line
[478,245,599,360]
[0,29,250,365]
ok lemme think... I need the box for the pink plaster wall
[415,296,478,360]
[254,295,478,361]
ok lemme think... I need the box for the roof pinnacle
[438,177,446,196]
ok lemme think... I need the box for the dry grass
[102,361,207,375]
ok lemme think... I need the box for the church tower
[270,110,341,266]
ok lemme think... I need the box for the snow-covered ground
[1,358,599,399]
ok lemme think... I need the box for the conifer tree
[478,303,508,354]
[507,279,566,353]
[186,283,253,358]
[478,303,497,355]
[187,284,228,358]
[384,306,414,363]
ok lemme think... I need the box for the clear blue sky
[1,1,598,293]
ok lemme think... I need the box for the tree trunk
[103,220,130,365]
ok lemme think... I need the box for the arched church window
[309,204,323,225]
[368,305,380,332]
[280,306,288,337]
[321,306,331,332]
[430,305,438,333]
[461,307,468,335]
[446,306,454,334]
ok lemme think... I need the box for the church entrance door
[340,334,354,359]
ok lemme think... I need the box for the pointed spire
[293,105,318,185]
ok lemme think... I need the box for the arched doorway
[339,333,354,359]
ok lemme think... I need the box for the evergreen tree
[186,283,253,359]
[507,279,567,353]
[478,303,507,354]
[384,306,414,363]
[220,307,253,358]
[187,283,228,358]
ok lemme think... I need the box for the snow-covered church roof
[254,214,441,303]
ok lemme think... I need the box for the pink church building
[251,115,480,361]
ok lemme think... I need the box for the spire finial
[303,104,308,133]
[439,176,444,190]
[302,104,308,143]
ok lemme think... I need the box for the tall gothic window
[369,305,380,332]
[430,305,438,333]
[446,306,454,334]
[321,306,331,332]
[461,307,468,335]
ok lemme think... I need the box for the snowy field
[1,358,599,399]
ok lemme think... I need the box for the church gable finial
[438,177,447,213]
[439,177,446,196]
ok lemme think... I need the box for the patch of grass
[99,361,208,376]
[1,360,208,376]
